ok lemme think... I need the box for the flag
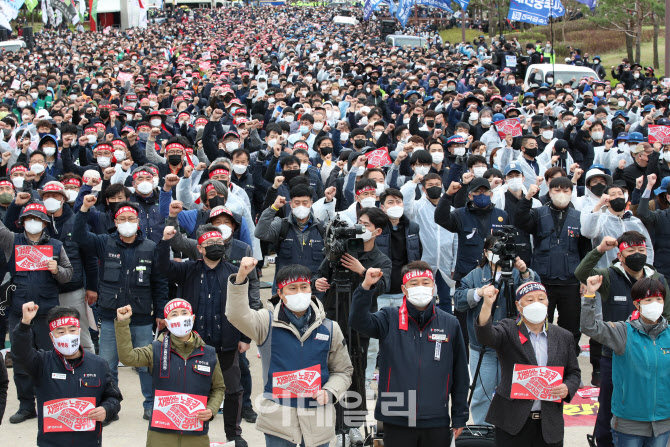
[363,0,375,20]
[396,0,414,27]
[452,0,469,10]
[415,0,452,12]
[25,0,37,11]
[574,0,596,9]
[89,0,97,31]
[41,0,49,24]
[507,0,564,26]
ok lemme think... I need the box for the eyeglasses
[116,217,138,223]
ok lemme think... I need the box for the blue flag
[452,0,469,10]
[574,0,596,9]
[364,0,375,20]
[507,0,564,25]
[416,0,453,12]
[396,0,414,27]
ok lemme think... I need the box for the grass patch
[440,27,481,44]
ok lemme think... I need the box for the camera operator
[313,207,392,444]
[454,236,539,425]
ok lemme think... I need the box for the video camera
[323,214,365,263]
[490,225,526,275]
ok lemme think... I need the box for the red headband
[132,170,152,179]
[198,231,222,245]
[402,270,435,285]
[49,317,80,332]
[205,184,216,194]
[112,139,127,148]
[164,299,193,318]
[619,241,646,252]
[115,206,138,218]
[166,142,185,152]
[95,144,112,152]
[635,289,664,302]
[210,169,229,178]
[23,203,47,214]
[0,180,14,189]
[277,276,311,290]
[42,183,64,193]
[11,165,28,173]
[356,185,375,196]
[63,178,82,187]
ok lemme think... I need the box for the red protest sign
[43,397,96,432]
[564,387,599,427]
[648,125,670,145]
[15,245,53,271]
[495,119,523,139]
[272,364,322,398]
[511,364,564,402]
[366,147,392,168]
[151,390,208,432]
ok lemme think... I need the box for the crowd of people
[0,4,669,447]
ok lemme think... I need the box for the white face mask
[226,142,239,152]
[374,131,382,140]
[218,224,233,241]
[267,138,277,148]
[357,228,375,242]
[640,301,664,322]
[313,122,324,131]
[340,132,349,141]
[66,189,78,203]
[470,112,479,121]
[299,125,310,135]
[150,119,162,127]
[486,251,500,265]
[52,332,80,356]
[44,197,62,213]
[618,100,626,108]
[300,163,309,174]
[284,115,295,123]
[30,164,45,174]
[414,166,430,176]
[453,147,466,157]
[166,315,194,338]
[663,151,670,163]
[114,150,126,161]
[43,147,56,157]
[431,152,444,164]
[360,196,376,208]
[473,166,487,178]
[97,156,111,168]
[284,292,312,313]
[12,177,24,188]
[375,183,386,197]
[521,301,548,324]
[507,177,524,191]
[136,181,153,195]
[481,117,492,126]
[542,130,554,140]
[406,285,434,308]
[385,205,404,219]
[117,221,138,237]
[292,205,311,220]
[24,219,44,234]
[17,101,27,108]
[551,192,571,208]
[232,164,247,175]
[87,134,97,144]
[592,131,604,141]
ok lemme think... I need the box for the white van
[385,34,428,48]
[0,40,26,52]
[523,63,601,89]
[333,15,358,26]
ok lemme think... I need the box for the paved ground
[2,263,597,446]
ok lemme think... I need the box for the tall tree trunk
[652,11,660,69]
[635,0,642,63]
[489,4,496,37]
[626,32,635,62]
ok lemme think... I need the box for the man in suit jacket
[475,282,581,446]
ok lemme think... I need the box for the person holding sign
[0,200,73,424]
[476,282,581,447]
[115,300,225,447]
[11,302,121,446]
[225,259,353,447]
[349,261,469,447]
[581,276,670,447]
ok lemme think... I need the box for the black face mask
[609,197,627,212]
[168,155,182,166]
[102,88,111,95]
[426,186,442,200]
[208,195,226,209]
[624,252,647,272]
[524,147,538,158]
[204,244,225,261]
[590,183,606,197]
[354,139,366,149]
[531,126,540,134]
[99,110,110,120]
[320,146,333,157]
[282,169,300,183]
[426,120,435,128]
